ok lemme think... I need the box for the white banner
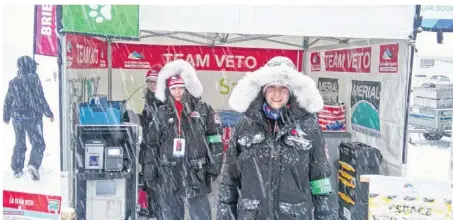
[307,39,410,176]
[368,175,452,220]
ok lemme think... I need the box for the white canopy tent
[61,5,419,208]
[136,5,417,168]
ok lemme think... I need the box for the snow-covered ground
[2,71,453,218]
[2,76,61,197]
[406,133,452,181]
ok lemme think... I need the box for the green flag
[62,5,139,38]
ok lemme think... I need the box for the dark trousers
[11,118,46,171]
[159,193,211,220]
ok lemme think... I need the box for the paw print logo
[88,5,112,23]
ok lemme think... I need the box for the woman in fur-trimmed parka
[217,57,338,220]
[143,59,224,220]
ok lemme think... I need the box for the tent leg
[107,38,113,100]
[402,5,422,165]
[302,37,309,74]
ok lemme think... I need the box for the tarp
[307,39,410,176]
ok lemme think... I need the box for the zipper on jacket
[271,122,294,219]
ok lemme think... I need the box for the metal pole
[32,5,38,60]
[107,38,113,100]
[402,5,422,165]
[302,37,309,75]
[57,4,73,208]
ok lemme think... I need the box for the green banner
[62,5,139,38]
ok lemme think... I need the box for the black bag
[338,142,382,220]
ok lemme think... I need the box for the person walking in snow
[3,55,54,181]
[143,59,224,220]
[217,56,338,220]
[140,65,163,218]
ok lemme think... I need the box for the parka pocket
[188,158,207,189]
[279,202,313,220]
[284,135,313,151]
[159,161,180,193]
[237,198,260,220]
[237,132,266,160]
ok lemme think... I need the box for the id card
[173,138,186,157]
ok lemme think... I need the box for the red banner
[379,43,399,73]
[34,5,58,57]
[3,190,62,214]
[66,34,108,69]
[111,43,303,72]
[324,47,372,73]
[310,52,321,72]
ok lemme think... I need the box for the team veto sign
[111,43,303,72]
[310,47,372,73]
[66,34,108,69]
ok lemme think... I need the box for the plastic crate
[79,101,125,125]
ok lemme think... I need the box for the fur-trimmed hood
[155,59,203,102]
[228,56,324,113]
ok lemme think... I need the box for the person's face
[170,87,185,101]
[147,79,157,92]
[264,85,291,110]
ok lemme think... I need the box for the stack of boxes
[338,142,382,220]
[409,84,453,137]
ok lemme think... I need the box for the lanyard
[176,109,182,138]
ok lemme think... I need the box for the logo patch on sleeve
[214,112,221,124]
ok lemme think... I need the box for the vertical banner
[34,5,58,57]
[350,80,382,138]
[61,5,139,38]
[368,176,452,219]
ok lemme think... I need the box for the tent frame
[59,5,422,209]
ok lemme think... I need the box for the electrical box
[86,179,126,220]
[105,147,123,171]
[84,141,105,170]
[75,125,139,220]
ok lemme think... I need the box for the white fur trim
[229,56,324,113]
[155,59,203,102]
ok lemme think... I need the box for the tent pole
[107,38,113,100]
[402,5,422,165]
[32,5,38,59]
[302,37,309,74]
[57,4,73,208]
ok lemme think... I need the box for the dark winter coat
[141,89,161,130]
[139,89,162,166]
[217,56,338,220]
[143,59,224,198]
[3,70,53,122]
